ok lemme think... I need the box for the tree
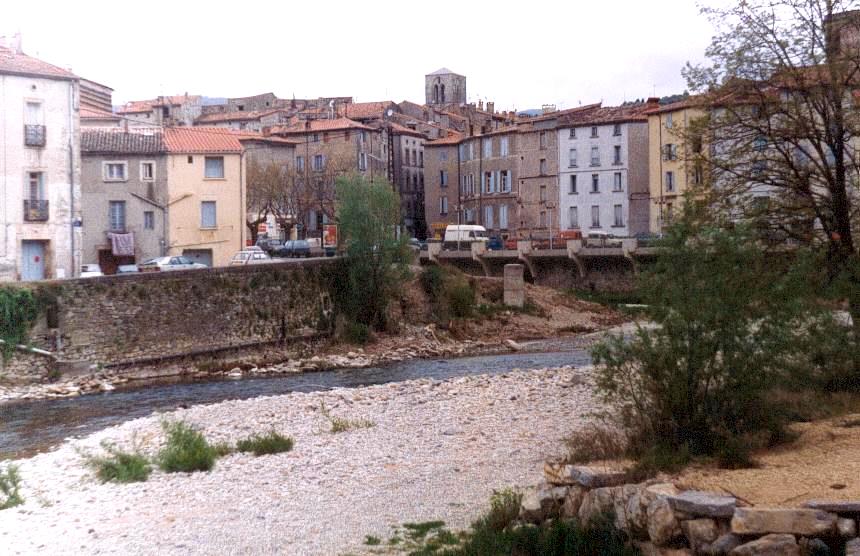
[291,150,362,240]
[245,159,286,244]
[334,174,409,330]
[685,0,860,385]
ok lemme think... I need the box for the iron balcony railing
[24,125,46,147]
[24,200,49,222]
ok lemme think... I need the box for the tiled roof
[233,131,301,146]
[268,117,373,135]
[388,122,426,138]
[116,100,155,114]
[80,106,121,121]
[427,68,461,76]
[559,104,650,127]
[426,132,465,146]
[341,101,395,120]
[642,97,701,115]
[0,46,77,80]
[163,127,243,154]
[195,109,288,124]
[81,129,164,154]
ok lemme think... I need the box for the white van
[444,225,490,243]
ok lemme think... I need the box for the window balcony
[24,125,46,147]
[24,199,49,222]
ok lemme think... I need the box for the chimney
[646,97,660,110]
[478,99,484,111]
[487,101,494,114]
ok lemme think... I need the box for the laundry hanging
[108,232,135,257]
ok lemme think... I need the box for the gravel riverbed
[0,365,598,555]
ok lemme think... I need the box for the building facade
[391,124,427,238]
[425,68,467,107]
[0,45,81,281]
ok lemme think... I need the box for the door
[21,241,46,281]
[182,249,212,267]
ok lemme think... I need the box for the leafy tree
[0,287,40,361]
[685,0,860,385]
[335,174,409,329]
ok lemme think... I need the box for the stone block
[579,486,620,526]
[681,518,720,552]
[804,500,860,514]
[838,517,858,538]
[560,486,587,518]
[731,508,837,536]
[543,463,628,489]
[520,484,567,524]
[729,534,799,556]
[701,533,743,555]
[668,491,736,518]
[647,497,682,546]
[846,538,860,556]
[503,264,525,308]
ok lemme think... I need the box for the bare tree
[245,159,285,244]
[686,0,860,373]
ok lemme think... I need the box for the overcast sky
[4,0,724,110]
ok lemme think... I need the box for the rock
[731,508,837,536]
[846,538,860,556]
[730,534,799,556]
[681,518,720,552]
[647,497,682,546]
[504,339,523,351]
[520,485,568,524]
[668,491,737,518]
[701,533,743,555]
[804,500,860,514]
[579,487,619,526]
[560,486,586,519]
[543,463,628,489]
[798,537,831,555]
[839,518,858,538]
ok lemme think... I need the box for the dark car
[487,236,504,251]
[256,237,284,255]
[273,240,311,258]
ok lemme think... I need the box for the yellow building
[645,99,706,233]
[163,128,245,267]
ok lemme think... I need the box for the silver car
[229,250,273,266]
[139,256,208,271]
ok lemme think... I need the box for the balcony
[24,200,49,222]
[24,125,46,147]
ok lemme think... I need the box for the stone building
[390,123,427,238]
[117,94,203,127]
[80,129,167,272]
[79,78,121,128]
[194,109,291,132]
[425,68,467,107]
[557,104,652,237]
[423,133,463,238]
[0,43,81,281]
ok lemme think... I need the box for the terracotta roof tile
[163,127,243,154]
[341,101,395,120]
[117,95,201,114]
[0,46,77,80]
[195,109,289,124]
[387,122,426,138]
[80,106,121,121]
[81,129,164,154]
[268,117,373,135]
[558,104,649,127]
[426,132,465,146]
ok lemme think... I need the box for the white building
[0,41,81,281]
[557,105,651,237]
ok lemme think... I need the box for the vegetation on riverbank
[0,465,23,510]
[85,442,152,483]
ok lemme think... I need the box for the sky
[3,0,724,110]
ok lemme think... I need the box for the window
[591,174,599,193]
[440,170,449,187]
[540,211,547,227]
[569,148,577,167]
[360,131,368,143]
[411,150,417,166]
[313,154,325,171]
[187,156,193,164]
[359,153,367,171]
[613,145,622,165]
[419,151,424,167]
[439,196,449,215]
[144,211,155,230]
[665,171,675,192]
[440,150,448,162]
[753,136,767,151]
[613,172,623,191]
[569,175,577,194]
[28,172,45,200]
[104,162,128,181]
[312,133,320,143]
[662,144,677,161]
[485,171,495,193]
[484,205,494,228]
[499,205,509,229]
[665,113,673,129]
[500,137,509,156]
[201,201,217,228]
[484,139,492,158]
[24,101,45,147]
[204,157,225,179]
[666,202,674,222]
[591,205,600,228]
[591,126,598,138]
[540,185,547,202]
[296,156,304,172]
[613,124,621,136]
[501,170,511,192]
[568,206,578,229]
[613,204,624,227]
[590,146,600,166]
[539,132,547,149]
[540,158,547,175]
[569,128,576,139]
[109,201,126,232]
[141,162,155,181]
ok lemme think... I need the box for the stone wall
[2,259,336,384]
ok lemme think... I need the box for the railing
[24,124,46,147]
[23,200,49,222]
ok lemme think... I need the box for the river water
[0,338,595,460]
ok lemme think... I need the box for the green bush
[447,282,476,318]
[421,266,477,322]
[0,465,23,510]
[85,443,152,483]
[0,287,41,361]
[157,421,217,473]
[236,431,294,456]
[341,321,373,345]
[420,265,446,299]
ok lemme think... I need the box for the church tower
[425,68,467,107]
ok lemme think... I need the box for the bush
[421,266,476,322]
[236,431,294,456]
[0,287,41,361]
[447,282,476,318]
[564,425,626,465]
[472,489,522,533]
[85,442,152,483]
[341,320,373,345]
[320,402,375,433]
[0,465,23,510]
[157,421,217,473]
[420,265,446,299]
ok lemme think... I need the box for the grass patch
[568,288,642,308]
[236,431,294,456]
[85,442,152,483]
[158,421,218,473]
[213,442,235,457]
[564,425,627,465]
[320,402,375,433]
[364,535,382,546]
[0,465,23,510]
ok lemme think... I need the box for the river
[0,338,595,460]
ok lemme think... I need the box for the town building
[117,94,203,127]
[194,109,292,131]
[390,123,427,238]
[422,133,463,238]
[557,104,652,237]
[80,129,167,272]
[425,68,467,107]
[79,78,121,128]
[0,42,81,281]
[237,133,299,242]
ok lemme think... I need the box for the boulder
[681,518,720,552]
[520,484,568,524]
[543,463,628,489]
[701,533,743,556]
[804,500,860,514]
[729,534,800,556]
[504,339,523,351]
[846,538,860,556]
[578,486,619,526]
[838,517,858,538]
[668,491,737,518]
[798,537,831,555]
[731,508,837,536]
[560,486,586,519]
[647,497,683,546]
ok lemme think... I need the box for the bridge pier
[516,240,537,280]
[471,242,491,277]
[566,239,586,279]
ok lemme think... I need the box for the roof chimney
[487,102,494,114]
[646,97,660,109]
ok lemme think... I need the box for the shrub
[85,442,152,483]
[420,265,446,299]
[447,281,476,318]
[157,421,217,473]
[564,425,627,465]
[341,321,373,345]
[472,489,522,533]
[0,287,41,361]
[0,465,23,510]
[236,431,294,456]
[320,402,375,433]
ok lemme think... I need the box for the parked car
[138,256,207,271]
[80,264,103,278]
[273,240,311,258]
[443,225,489,243]
[487,236,504,251]
[116,264,139,274]
[255,237,284,254]
[230,250,273,266]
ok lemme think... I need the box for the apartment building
[557,104,651,237]
[0,43,81,281]
[117,94,203,127]
[423,133,463,238]
[391,123,427,238]
[194,109,291,131]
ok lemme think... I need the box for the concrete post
[504,264,525,308]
